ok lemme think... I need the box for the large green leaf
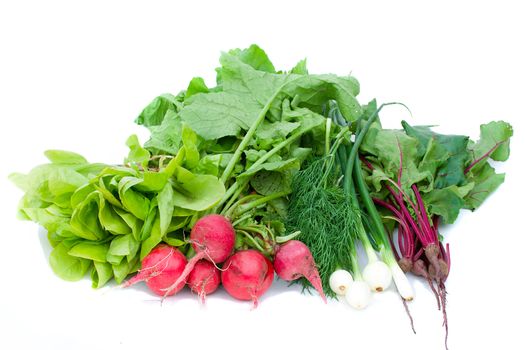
[140,215,162,260]
[135,93,181,127]
[194,154,223,176]
[469,120,513,170]
[93,176,123,208]
[70,192,107,241]
[250,170,290,195]
[402,121,470,188]
[185,77,209,99]
[114,207,143,241]
[144,109,183,155]
[49,241,92,281]
[134,171,169,192]
[18,202,72,237]
[108,234,139,260]
[98,195,131,235]
[112,256,139,284]
[180,91,257,140]
[361,126,431,191]
[118,177,150,220]
[71,183,97,208]
[158,183,175,236]
[139,199,158,242]
[10,164,89,208]
[464,163,506,210]
[181,123,200,169]
[228,44,277,73]
[125,135,150,168]
[91,261,113,288]
[44,150,87,165]
[172,166,225,211]
[68,241,110,263]
[180,49,361,140]
[423,186,465,224]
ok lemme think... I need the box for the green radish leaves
[178,47,361,141]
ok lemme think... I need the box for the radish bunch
[123,215,327,307]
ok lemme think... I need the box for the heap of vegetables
[10,45,512,340]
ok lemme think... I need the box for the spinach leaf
[70,192,107,241]
[135,93,181,127]
[49,241,91,281]
[68,241,110,263]
[172,166,225,211]
[92,261,113,288]
[44,150,88,165]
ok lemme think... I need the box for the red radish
[274,240,327,303]
[122,244,187,296]
[221,250,274,308]
[162,214,235,297]
[260,256,275,293]
[187,260,221,303]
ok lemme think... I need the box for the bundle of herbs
[10,43,513,335]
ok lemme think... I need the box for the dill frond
[286,157,359,297]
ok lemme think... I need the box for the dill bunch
[286,156,359,297]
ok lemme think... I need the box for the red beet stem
[411,184,436,245]
[464,141,504,174]
[359,156,375,170]
[373,197,414,258]
[386,184,423,242]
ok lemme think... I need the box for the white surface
[1,1,524,349]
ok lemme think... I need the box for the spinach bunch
[10,129,224,287]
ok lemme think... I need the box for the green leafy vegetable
[49,241,92,281]
[9,44,513,304]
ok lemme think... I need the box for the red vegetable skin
[274,240,327,303]
[122,244,187,296]
[260,256,274,293]
[187,260,221,303]
[162,214,235,297]
[221,250,274,308]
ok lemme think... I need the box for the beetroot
[221,250,274,308]
[123,244,187,296]
[187,260,221,303]
[274,240,327,303]
[162,214,235,297]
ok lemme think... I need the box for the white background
[1,1,524,349]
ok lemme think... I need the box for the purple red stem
[464,141,504,174]
[373,197,414,258]
[411,184,436,245]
